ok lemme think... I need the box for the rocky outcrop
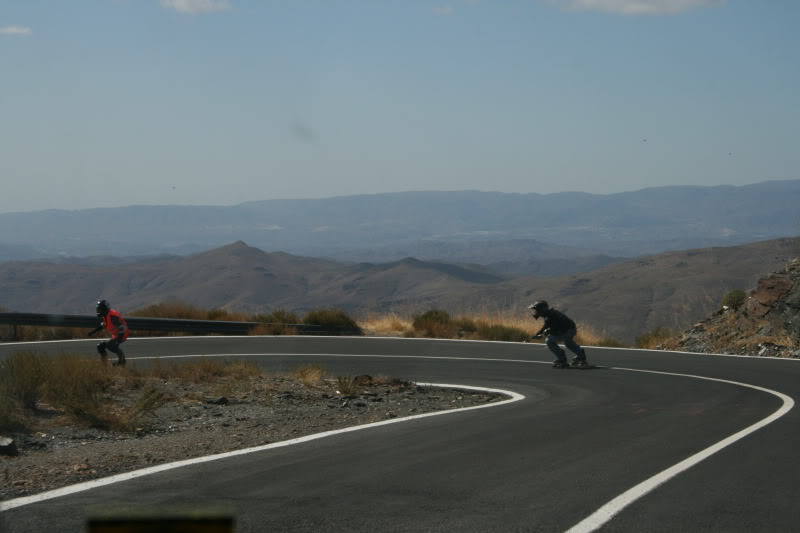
[663,258,800,357]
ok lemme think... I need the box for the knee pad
[96,342,107,356]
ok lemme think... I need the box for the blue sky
[1,0,798,213]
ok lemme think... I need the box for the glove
[533,333,543,340]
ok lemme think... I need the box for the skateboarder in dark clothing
[88,300,128,366]
[529,301,589,368]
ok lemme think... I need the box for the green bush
[722,289,747,310]
[303,308,362,335]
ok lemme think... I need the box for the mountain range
[1,237,798,342]
[0,180,797,267]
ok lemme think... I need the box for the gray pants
[546,328,585,362]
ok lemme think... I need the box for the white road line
[132,352,797,532]
[1,349,795,531]
[564,367,795,533]
[4,334,799,361]
[0,380,524,513]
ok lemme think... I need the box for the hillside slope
[0,237,798,342]
[662,259,800,357]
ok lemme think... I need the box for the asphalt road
[1,336,798,532]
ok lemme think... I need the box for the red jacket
[101,309,129,340]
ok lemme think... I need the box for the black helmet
[96,300,110,317]
[528,300,548,318]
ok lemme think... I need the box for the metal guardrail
[0,312,362,339]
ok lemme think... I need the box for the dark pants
[97,338,126,365]
[546,328,585,362]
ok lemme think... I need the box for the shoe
[552,360,570,369]
[572,352,588,366]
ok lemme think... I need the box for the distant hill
[0,237,798,341]
[0,180,797,263]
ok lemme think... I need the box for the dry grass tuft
[42,356,115,428]
[0,353,263,433]
[291,363,327,387]
[0,352,46,409]
[1,325,86,342]
[359,313,412,336]
[635,327,676,349]
[248,324,297,336]
[335,376,360,396]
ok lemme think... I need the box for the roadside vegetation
[1,301,646,347]
[0,353,394,436]
[0,302,361,342]
[361,308,634,347]
[721,289,747,310]
[634,327,677,350]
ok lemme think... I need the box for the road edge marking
[564,366,795,533]
[4,336,799,362]
[0,382,524,513]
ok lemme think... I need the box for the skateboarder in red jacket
[88,300,129,366]
[529,301,589,368]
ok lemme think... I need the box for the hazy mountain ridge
[0,181,797,262]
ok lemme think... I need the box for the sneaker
[572,352,588,366]
[552,360,570,369]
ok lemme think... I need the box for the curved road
[1,336,798,532]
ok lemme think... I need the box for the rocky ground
[1,370,502,502]
[661,258,800,357]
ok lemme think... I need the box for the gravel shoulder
[1,369,504,502]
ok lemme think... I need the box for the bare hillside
[0,237,798,341]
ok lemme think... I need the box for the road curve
[1,337,799,533]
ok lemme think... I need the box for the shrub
[172,359,229,383]
[207,308,231,321]
[635,327,676,349]
[722,289,747,310]
[43,356,114,428]
[0,352,46,409]
[112,385,169,432]
[292,363,327,387]
[453,317,478,335]
[303,308,362,335]
[472,322,530,342]
[411,309,459,338]
[129,301,208,320]
[0,396,25,432]
[335,376,360,396]
[255,309,302,325]
[594,338,629,348]
[251,309,301,334]
[412,309,451,330]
